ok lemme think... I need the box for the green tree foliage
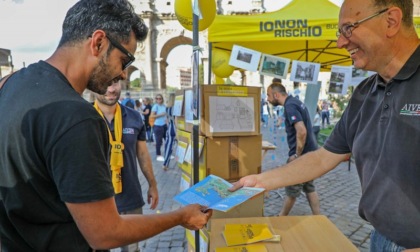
[327,86,354,119]
[130,78,141,88]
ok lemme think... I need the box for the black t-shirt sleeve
[48,117,114,203]
[323,107,351,154]
[285,103,303,125]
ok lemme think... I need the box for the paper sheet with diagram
[208,96,255,133]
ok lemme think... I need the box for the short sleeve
[48,118,114,203]
[151,104,157,113]
[323,108,351,154]
[285,103,303,125]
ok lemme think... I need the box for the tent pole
[192,10,200,252]
[208,42,212,84]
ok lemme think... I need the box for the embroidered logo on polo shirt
[123,128,135,134]
[291,116,297,121]
[400,104,420,116]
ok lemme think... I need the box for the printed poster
[208,96,255,133]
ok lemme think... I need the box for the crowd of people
[126,93,177,167]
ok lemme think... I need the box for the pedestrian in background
[142,97,153,142]
[135,99,144,120]
[321,100,330,128]
[121,91,135,109]
[266,82,320,216]
[262,101,269,127]
[150,94,167,162]
[163,93,176,170]
[312,106,321,142]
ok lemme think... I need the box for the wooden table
[262,141,276,161]
[209,215,358,252]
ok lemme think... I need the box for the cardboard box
[176,129,262,182]
[201,85,261,137]
[206,193,264,231]
[206,134,262,182]
[176,85,261,137]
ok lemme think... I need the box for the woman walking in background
[163,93,176,170]
[151,94,167,161]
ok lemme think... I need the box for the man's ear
[89,30,107,56]
[385,7,403,38]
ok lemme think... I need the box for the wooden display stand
[174,86,266,251]
[209,215,358,252]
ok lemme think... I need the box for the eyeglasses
[106,35,135,70]
[336,8,388,39]
[155,97,162,100]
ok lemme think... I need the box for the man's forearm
[294,122,307,156]
[258,148,342,190]
[137,143,157,187]
[295,131,306,156]
[68,199,185,250]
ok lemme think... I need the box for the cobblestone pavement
[135,117,372,252]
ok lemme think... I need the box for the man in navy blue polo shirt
[94,80,159,252]
[266,82,320,216]
[230,0,420,250]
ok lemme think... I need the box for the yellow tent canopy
[208,0,350,72]
[209,0,420,73]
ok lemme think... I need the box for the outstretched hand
[228,174,265,192]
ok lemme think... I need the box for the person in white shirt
[312,106,321,141]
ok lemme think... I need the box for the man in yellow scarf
[94,80,159,252]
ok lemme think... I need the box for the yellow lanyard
[94,101,124,194]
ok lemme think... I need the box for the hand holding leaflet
[173,175,265,212]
